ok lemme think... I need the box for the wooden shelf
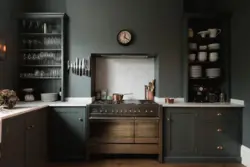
[21,65,61,67]
[21,49,61,52]
[20,33,61,36]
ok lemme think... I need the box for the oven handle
[89,117,135,120]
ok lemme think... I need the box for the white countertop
[17,101,90,107]
[0,106,48,143]
[155,98,245,108]
[157,102,244,107]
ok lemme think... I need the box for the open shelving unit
[18,13,67,101]
[183,13,231,102]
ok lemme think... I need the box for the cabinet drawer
[197,122,241,157]
[198,139,240,157]
[198,108,241,121]
[197,122,240,140]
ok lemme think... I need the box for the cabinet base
[164,157,241,163]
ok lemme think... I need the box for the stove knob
[134,110,136,113]
[100,110,103,113]
[120,110,123,113]
[125,110,127,113]
[105,110,107,113]
[138,110,141,112]
[150,110,153,113]
[112,110,114,113]
[116,110,119,113]
[145,110,148,113]
[129,110,132,113]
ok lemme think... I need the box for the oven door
[89,117,135,144]
[134,117,159,144]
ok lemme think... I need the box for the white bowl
[199,45,207,50]
[41,93,58,102]
[208,43,220,50]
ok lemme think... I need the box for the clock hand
[124,34,128,40]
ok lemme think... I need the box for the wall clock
[117,30,133,46]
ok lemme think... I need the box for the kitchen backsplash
[95,57,155,99]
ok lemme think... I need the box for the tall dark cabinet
[17,13,67,101]
[183,13,231,103]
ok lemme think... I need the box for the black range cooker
[88,100,160,117]
[87,99,163,162]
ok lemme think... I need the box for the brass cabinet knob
[217,113,222,116]
[217,146,223,150]
[217,128,222,132]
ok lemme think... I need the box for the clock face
[117,30,132,45]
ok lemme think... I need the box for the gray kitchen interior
[0,0,250,166]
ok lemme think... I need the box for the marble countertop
[17,101,91,107]
[155,98,245,108]
[0,106,48,143]
[158,102,244,107]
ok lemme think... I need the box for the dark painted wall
[23,0,183,97]
[227,0,250,148]
[215,0,250,148]
[0,0,23,90]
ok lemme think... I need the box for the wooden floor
[48,159,245,167]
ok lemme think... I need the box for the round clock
[117,30,133,45]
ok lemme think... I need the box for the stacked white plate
[190,66,202,78]
[206,68,220,78]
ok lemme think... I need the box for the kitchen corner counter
[0,106,48,120]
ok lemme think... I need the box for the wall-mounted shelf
[18,13,67,101]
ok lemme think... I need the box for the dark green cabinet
[1,114,25,167]
[25,107,48,167]
[49,107,87,161]
[166,109,196,157]
[164,107,242,163]
[1,107,48,167]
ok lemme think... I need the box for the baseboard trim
[241,145,250,167]
[164,156,241,163]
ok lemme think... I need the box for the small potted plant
[0,89,19,109]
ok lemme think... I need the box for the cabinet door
[1,115,25,167]
[135,118,159,143]
[49,107,86,160]
[165,108,197,157]
[90,119,134,144]
[25,108,47,167]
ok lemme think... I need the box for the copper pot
[112,93,133,102]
